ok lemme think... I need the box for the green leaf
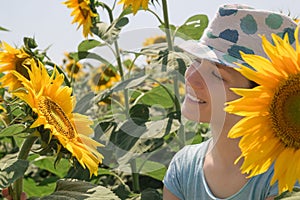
[110,120,147,153]
[0,124,26,137]
[115,17,129,29]
[0,26,9,31]
[23,178,56,198]
[32,156,71,178]
[24,37,38,49]
[74,92,95,114]
[37,179,121,200]
[69,51,110,65]
[77,39,103,52]
[94,75,148,102]
[112,118,180,166]
[0,154,29,188]
[176,14,209,40]
[136,158,167,181]
[129,104,150,124]
[138,85,174,109]
[141,188,162,200]
[275,188,300,199]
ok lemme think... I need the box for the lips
[186,93,206,104]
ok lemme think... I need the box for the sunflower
[225,27,300,193]
[63,0,97,37]
[0,96,6,113]
[88,64,121,92]
[143,35,166,47]
[12,59,104,176]
[118,0,149,15]
[142,35,166,64]
[0,42,31,91]
[63,52,85,80]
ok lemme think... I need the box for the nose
[185,63,206,90]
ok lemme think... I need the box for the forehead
[195,58,236,73]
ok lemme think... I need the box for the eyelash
[212,71,224,80]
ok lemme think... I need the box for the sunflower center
[15,57,30,79]
[38,96,75,139]
[269,73,300,149]
[66,62,80,74]
[78,1,89,19]
[93,72,108,86]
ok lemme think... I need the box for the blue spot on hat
[241,62,256,70]
[276,27,296,44]
[222,54,238,63]
[227,45,254,60]
[219,8,238,16]
[219,29,239,43]
[240,14,257,34]
[265,14,283,29]
[206,31,218,39]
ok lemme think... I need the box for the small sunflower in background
[225,27,300,193]
[143,35,166,47]
[88,64,121,92]
[63,0,98,37]
[0,42,32,91]
[0,96,6,113]
[118,0,149,15]
[63,52,85,80]
[142,35,166,64]
[12,59,104,176]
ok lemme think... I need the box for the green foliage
[0,26,9,31]
[32,179,121,200]
[276,188,300,199]
[176,14,209,40]
[0,154,29,188]
[0,124,26,137]
[0,1,211,199]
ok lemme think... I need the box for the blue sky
[1,0,300,65]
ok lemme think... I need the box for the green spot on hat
[265,14,283,29]
[240,14,257,34]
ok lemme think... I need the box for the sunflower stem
[130,159,140,193]
[161,0,173,51]
[12,135,38,200]
[102,2,130,118]
[161,0,185,145]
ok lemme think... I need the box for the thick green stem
[12,136,37,200]
[161,0,185,145]
[103,2,130,118]
[130,160,140,193]
[161,0,173,51]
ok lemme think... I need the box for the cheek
[226,88,241,102]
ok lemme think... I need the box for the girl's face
[181,59,251,123]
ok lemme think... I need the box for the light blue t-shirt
[163,139,285,200]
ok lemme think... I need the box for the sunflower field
[0,0,210,199]
[1,1,300,200]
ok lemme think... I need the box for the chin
[181,106,208,123]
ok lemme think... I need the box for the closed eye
[212,70,224,80]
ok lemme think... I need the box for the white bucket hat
[178,4,299,68]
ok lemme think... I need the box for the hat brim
[178,40,243,68]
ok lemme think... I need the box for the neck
[208,119,243,168]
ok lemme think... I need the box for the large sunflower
[118,0,149,15]
[0,42,31,91]
[225,27,300,193]
[63,0,97,37]
[12,59,103,176]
